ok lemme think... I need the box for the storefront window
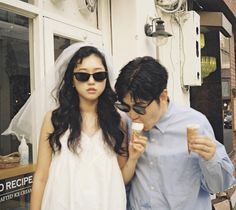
[0,9,33,210]
[54,35,76,60]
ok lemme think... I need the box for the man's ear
[160,89,168,101]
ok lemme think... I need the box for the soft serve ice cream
[131,122,144,142]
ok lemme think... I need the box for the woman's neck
[79,98,100,135]
[81,111,99,136]
[79,98,98,113]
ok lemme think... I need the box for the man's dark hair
[115,56,168,103]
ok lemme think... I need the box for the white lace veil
[1,42,117,144]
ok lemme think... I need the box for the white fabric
[1,42,118,143]
[41,129,126,210]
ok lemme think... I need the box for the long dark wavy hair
[48,46,125,155]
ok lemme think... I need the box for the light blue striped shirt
[127,101,235,210]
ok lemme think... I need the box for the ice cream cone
[131,122,144,143]
[187,124,199,154]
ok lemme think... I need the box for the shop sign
[0,173,33,203]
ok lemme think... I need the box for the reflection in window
[54,36,77,60]
[222,80,230,99]
[0,9,31,155]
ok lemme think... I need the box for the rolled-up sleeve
[199,117,235,193]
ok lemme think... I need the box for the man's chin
[143,126,150,131]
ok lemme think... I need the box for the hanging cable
[155,0,186,14]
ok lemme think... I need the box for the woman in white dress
[30,43,130,210]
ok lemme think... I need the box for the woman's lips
[87,88,97,93]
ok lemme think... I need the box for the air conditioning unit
[182,11,201,86]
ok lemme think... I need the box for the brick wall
[230,35,236,85]
[223,0,236,17]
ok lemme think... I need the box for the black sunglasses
[115,100,153,115]
[73,72,107,82]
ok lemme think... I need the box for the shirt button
[150,138,155,142]
[150,161,153,165]
[150,186,155,190]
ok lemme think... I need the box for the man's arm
[190,117,235,193]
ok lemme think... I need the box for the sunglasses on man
[115,100,153,115]
[73,72,107,82]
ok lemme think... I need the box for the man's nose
[128,109,139,120]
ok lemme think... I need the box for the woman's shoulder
[44,110,53,121]
[42,110,54,132]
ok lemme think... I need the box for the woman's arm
[118,152,138,184]
[30,111,53,210]
[118,137,147,184]
[117,120,147,184]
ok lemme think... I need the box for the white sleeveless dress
[41,129,126,210]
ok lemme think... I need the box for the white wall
[111,0,157,70]
[42,0,97,28]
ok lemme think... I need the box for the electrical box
[182,11,201,86]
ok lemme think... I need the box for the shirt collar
[154,100,174,133]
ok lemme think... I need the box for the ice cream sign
[0,173,33,202]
